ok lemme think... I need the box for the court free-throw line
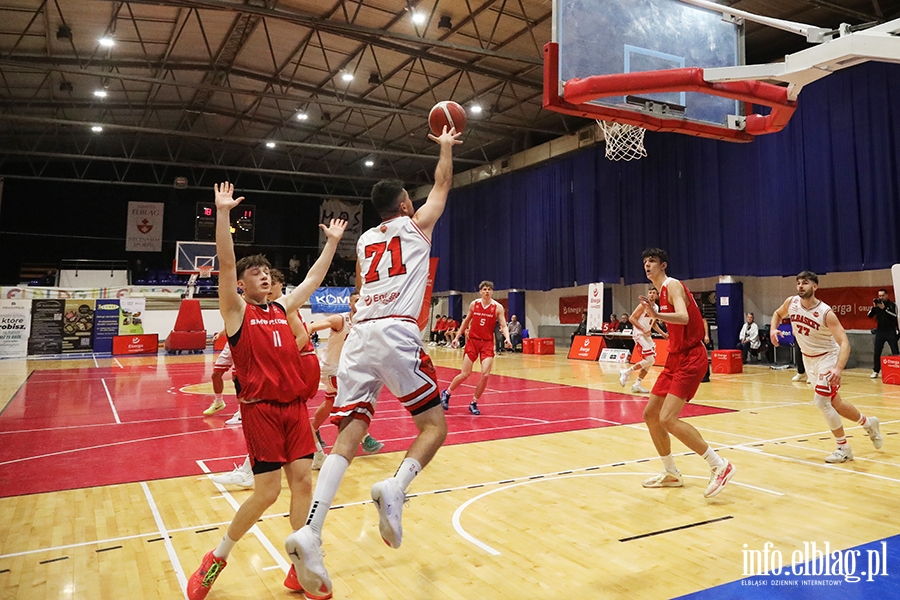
[92,354,100,368]
[100,378,121,424]
[141,482,189,599]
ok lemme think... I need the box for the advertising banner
[567,335,605,361]
[126,201,164,252]
[2,286,187,299]
[92,299,121,353]
[119,298,146,335]
[319,198,363,259]
[28,299,65,355]
[62,299,96,353]
[0,299,32,358]
[417,258,439,331]
[559,295,588,324]
[310,287,355,314]
[587,283,605,334]
[113,333,159,355]
[816,286,892,331]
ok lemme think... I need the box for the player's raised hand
[428,125,463,146]
[770,330,781,347]
[214,182,244,211]
[319,218,347,243]
[638,295,658,318]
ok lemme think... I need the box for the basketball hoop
[198,265,213,279]
[597,120,647,161]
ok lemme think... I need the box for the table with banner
[567,332,668,365]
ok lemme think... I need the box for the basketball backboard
[553,0,744,129]
[174,241,219,275]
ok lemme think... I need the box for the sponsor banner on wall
[587,283,605,334]
[92,299,120,353]
[126,201,164,252]
[567,335,605,361]
[0,299,32,358]
[28,299,65,355]
[62,300,96,353]
[416,258,439,331]
[311,287,355,314]
[319,198,363,259]
[559,295,588,324]
[2,286,187,299]
[815,286,891,331]
[119,297,146,335]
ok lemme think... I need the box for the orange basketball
[428,101,467,135]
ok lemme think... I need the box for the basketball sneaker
[468,401,481,415]
[631,383,649,394]
[704,459,735,498]
[285,527,332,600]
[210,463,254,488]
[870,371,880,379]
[864,416,883,450]
[791,373,807,382]
[186,550,227,600]
[203,398,226,416]
[361,435,384,454]
[440,389,451,410]
[311,451,326,470]
[619,369,630,387]
[642,471,683,488]
[224,409,241,425]
[825,446,853,463]
[371,478,405,549]
[283,564,304,592]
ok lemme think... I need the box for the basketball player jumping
[638,248,735,498]
[186,181,346,600]
[441,280,512,415]
[770,271,883,463]
[285,126,462,599]
[619,286,668,394]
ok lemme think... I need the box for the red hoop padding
[543,42,797,141]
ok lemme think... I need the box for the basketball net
[596,120,647,161]
[198,265,213,279]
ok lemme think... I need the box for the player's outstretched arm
[414,126,462,238]
[642,282,689,325]
[628,303,646,333]
[308,314,344,334]
[214,182,245,335]
[769,298,791,346]
[282,219,347,313]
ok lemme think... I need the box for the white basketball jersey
[632,304,657,341]
[320,312,352,371]
[354,215,431,322]
[788,296,838,356]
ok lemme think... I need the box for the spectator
[616,313,630,332]
[571,312,588,344]
[444,318,458,346]
[288,254,300,285]
[602,313,618,334]
[431,315,446,344]
[738,313,760,363]
[507,314,523,350]
[868,288,899,378]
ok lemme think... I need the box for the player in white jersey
[286,126,462,598]
[306,291,384,469]
[771,271,883,463]
[619,286,668,393]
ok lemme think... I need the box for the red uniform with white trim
[333,216,439,424]
[465,299,499,362]
[228,301,316,468]
[788,296,840,397]
[650,278,708,401]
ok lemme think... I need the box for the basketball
[428,101,467,136]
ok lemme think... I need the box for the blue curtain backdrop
[432,62,900,292]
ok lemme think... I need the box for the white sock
[215,393,224,402]
[836,436,848,447]
[393,458,422,492]
[701,447,725,470]
[661,454,678,474]
[213,533,237,559]
[305,454,349,536]
[239,456,252,473]
[857,415,868,427]
[635,378,643,385]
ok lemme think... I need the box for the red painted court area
[0,364,732,498]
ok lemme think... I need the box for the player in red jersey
[441,281,511,415]
[637,248,735,499]
[186,181,346,600]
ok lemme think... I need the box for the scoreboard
[195,202,255,243]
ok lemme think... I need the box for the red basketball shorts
[650,343,708,402]
[241,399,315,470]
[465,337,495,363]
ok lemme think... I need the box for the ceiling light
[438,16,452,30]
[266,141,276,148]
[93,89,107,98]
[368,73,381,85]
[340,72,354,82]
[470,104,482,114]
[411,11,426,25]
[56,25,72,40]
[364,160,374,167]
[91,126,103,132]
[296,112,308,121]
[99,36,114,47]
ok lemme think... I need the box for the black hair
[235,254,271,279]
[796,270,819,284]
[642,247,669,265]
[371,179,407,218]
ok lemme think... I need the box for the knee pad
[814,393,843,430]
[639,356,655,371]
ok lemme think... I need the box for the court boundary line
[141,481,189,599]
[100,378,121,424]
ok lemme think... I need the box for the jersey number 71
[363,236,407,283]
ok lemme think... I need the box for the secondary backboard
[552,0,744,129]
[174,241,219,275]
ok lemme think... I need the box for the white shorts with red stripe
[332,318,439,424]
[634,334,656,357]
[805,349,840,397]
[213,343,233,373]
[319,367,338,395]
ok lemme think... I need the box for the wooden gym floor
[1,347,898,599]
